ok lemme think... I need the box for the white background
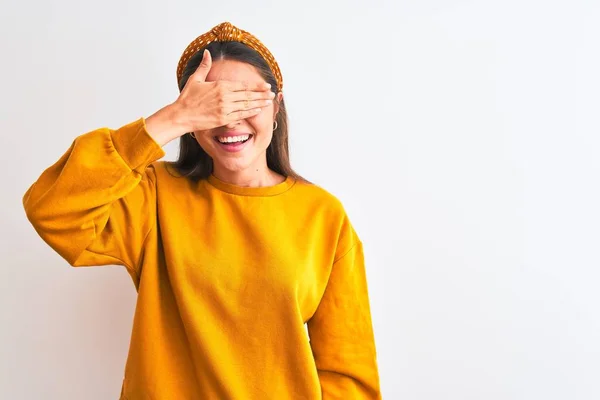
[1,0,599,399]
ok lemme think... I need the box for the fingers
[229,89,275,102]
[191,49,212,82]
[226,80,272,92]
[231,98,273,114]
[227,107,263,121]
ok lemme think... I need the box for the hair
[171,41,305,182]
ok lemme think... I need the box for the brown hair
[171,41,305,182]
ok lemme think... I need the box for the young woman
[23,22,382,399]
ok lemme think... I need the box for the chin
[213,158,252,173]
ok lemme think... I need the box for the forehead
[205,59,264,84]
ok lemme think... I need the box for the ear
[273,91,284,117]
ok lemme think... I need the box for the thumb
[193,49,212,82]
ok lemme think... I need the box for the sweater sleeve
[22,118,166,287]
[307,239,382,399]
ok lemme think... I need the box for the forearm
[145,103,189,146]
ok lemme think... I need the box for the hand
[174,49,275,133]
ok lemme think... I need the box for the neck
[212,163,284,188]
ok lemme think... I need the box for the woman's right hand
[145,49,275,146]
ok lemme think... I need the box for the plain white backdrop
[1,0,599,398]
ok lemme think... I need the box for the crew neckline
[206,174,296,197]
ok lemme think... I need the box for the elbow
[22,194,85,267]
[23,193,49,235]
[22,183,44,227]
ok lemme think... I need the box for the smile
[214,134,253,153]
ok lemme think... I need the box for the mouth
[213,134,253,153]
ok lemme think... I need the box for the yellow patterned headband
[176,22,283,92]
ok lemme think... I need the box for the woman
[23,22,381,399]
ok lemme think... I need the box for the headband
[176,21,283,92]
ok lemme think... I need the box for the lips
[216,134,251,144]
[213,134,253,153]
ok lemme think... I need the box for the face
[192,59,283,176]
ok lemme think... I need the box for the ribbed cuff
[110,117,166,171]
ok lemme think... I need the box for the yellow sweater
[23,118,381,399]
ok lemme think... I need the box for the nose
[224,119,241,129]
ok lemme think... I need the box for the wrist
[145,103,188,146]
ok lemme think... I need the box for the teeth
[217,135,250,144]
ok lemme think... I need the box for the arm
[22,117,166,287]
[307,236,382,399]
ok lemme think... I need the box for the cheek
[195,131,218,154]
[197,129,216,143]
[248,112,274,133]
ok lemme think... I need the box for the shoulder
[149,160,183,177]
[145,160,189,183]
[138,161,198,195]
[291,178,344,210]
[291,179,359,258]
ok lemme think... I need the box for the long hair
[171,41,304,182]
